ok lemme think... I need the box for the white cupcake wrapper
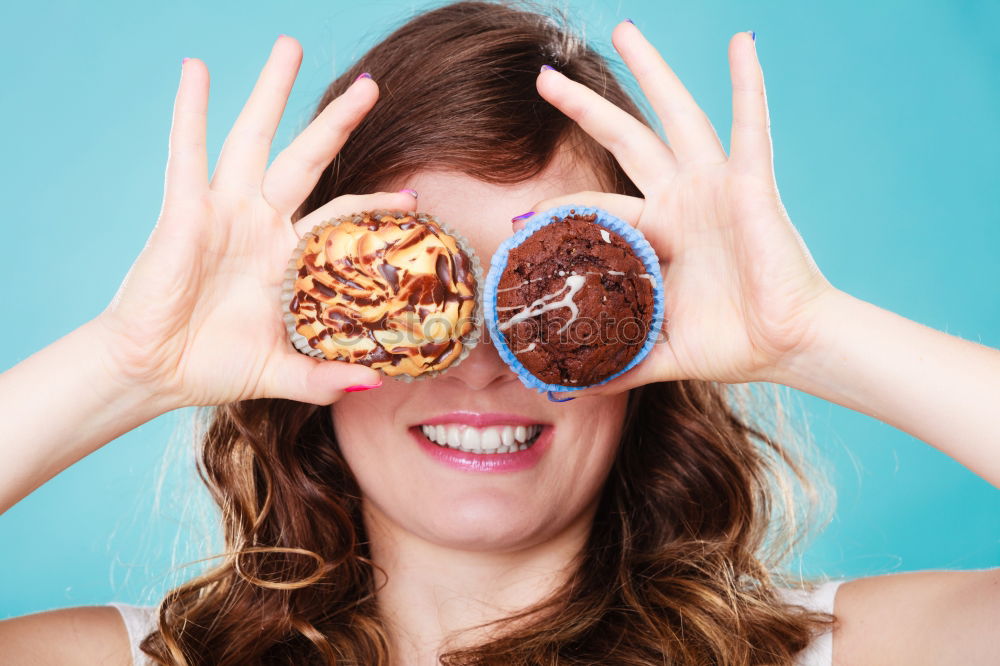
[482,205,665,394]
[281,210,482,382]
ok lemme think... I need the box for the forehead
[388,151,605,263]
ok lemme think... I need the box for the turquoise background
[1,0,997,616]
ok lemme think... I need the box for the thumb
[263,351,382,404]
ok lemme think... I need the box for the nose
[442,332,518,391]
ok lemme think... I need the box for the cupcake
[282,210,481,379]
[484,206,664,393]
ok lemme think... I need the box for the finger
[511,192,643,232]
[728,31,773,174]
[263,351,382,405]
[536,67,676,194]
[292,190,419,237]
[262,75,379,216]
[611,21,726,165]
[211,35,303,193]
[164,58,209,204]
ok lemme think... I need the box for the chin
[372,487,558,552]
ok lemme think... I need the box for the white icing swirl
[497,274,587,334]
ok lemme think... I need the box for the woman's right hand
[96,36,413,409]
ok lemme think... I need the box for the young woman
[1,2,996,664]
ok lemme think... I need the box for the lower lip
[410,426,552,473]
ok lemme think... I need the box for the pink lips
[411,412,551,473]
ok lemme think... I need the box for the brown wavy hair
[140,2,837,663]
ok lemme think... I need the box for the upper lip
[418,411,548,427]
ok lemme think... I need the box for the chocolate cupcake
[484,206,664,393]
[282,210,481,379]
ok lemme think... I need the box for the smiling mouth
[418,424,545,454]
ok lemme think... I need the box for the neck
[363,500,596,665]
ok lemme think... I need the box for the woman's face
[332,159,630,552]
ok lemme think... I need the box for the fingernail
[345,380,382,392]
[355,72,372,81]
[624,18,635,25]
[399,188,418,198]
[750,30,756,41]
[540,64,556,73]
[547,391,576,403]
[511,212,535,223]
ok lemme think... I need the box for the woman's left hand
[526,23,839,392]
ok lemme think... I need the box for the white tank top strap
[778,579,847,666]
[107,602,158,666]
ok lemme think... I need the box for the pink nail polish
[345,381,382,392]
[399,188,418,198]
[355,72,373,82]
[182,57,190,65]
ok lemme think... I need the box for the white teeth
[419,424,543,454]
[461,427,483,451]
[515,425,540,444]
[481,428,501,451]
[447,425,462,449]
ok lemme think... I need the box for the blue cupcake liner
[483,205,665,395]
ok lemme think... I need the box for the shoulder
[832,568,1000,665]
[0,605,133,665]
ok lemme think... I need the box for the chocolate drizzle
[378,263,399,291]
[311,281,337,299]
[435,253,452,286]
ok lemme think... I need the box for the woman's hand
[526,23,838,392]
[96,36,414,408]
